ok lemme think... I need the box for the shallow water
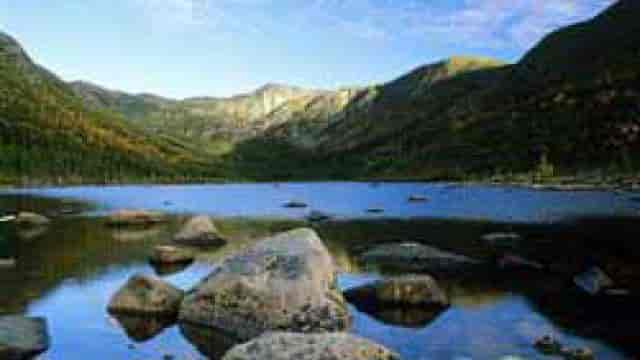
[0,183,639,359]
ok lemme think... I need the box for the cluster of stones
[107,227,403,359]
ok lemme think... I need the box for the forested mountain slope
[0,32,219,184]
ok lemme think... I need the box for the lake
[0,183,639,359]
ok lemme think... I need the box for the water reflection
[179,323,238,359]
[0,193,636,359]
[110,314,175,343]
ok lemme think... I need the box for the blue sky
[0,0,614,99]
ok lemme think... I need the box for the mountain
[0,32,220,184]
[1,0,638,184]
[70,80,324,141]
[267,0,640,180]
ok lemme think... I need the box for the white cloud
[133,0,616,50]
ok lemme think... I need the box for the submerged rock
[150,246,194,265]
[361,243,483,274]
[108,274,184,316]
[497,253,544,271]
[14,212,50,227]
[481,232,522,249]
[0,316,50,360]
[366,207,385,213]
[283,200,308,208]
[408,194,429,202]
[110,313,175,343]
[173,215,225,246]
[179,228,350,340]
[107,210,167,226]
[222,332,401,360]
[306,210,332,222]
[573,267,614,295]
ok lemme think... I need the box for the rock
[221,332,401,360]
[497,253,544,270]
[408,195,429,202]
[283,200,308,208]
[150,246,194,265]
[344,275,449,328]
[173,216,225,247]
[107,274,184,316]
[344,275,449,307]
[366,208,384,213]
[306,210,332,222]
[14,212,50,227]
[564,347,595,360]
[179,228,350,340]
[0,316,50,360]
[0,215,15,223]
[106,210,167,226]
[573,267,614,295]
[481,233,522,248]
[534,334,562,355]
[361,243,483,274]
[110,314,175,343]
[0,258,16,268]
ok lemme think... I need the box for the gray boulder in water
[173,215,225,246]
[179,228,350,340]
[108,274,185,316]
[0,316,50,360]
[361,242,483,274]
[222,332,401,360]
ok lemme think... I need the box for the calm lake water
[1,183,639,359]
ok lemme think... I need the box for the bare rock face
[173,216,225,246]
[107,274,184,316]
[361,243,483,274]
[179,228,350,340]
[0,316,50,360]
[106,210,167,226]
[222,332,401,360]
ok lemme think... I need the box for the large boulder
[107,274,184,316]
[106,210,167,226]
[14,212,50,227]
[361,243,483,274]
[173,215,225,246]
[222,332,401,360]
[0,316,50,360]
[149,245,194,265]
[179,228,350,340]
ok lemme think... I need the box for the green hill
[279,0,640,182]
[0,32,222,184]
